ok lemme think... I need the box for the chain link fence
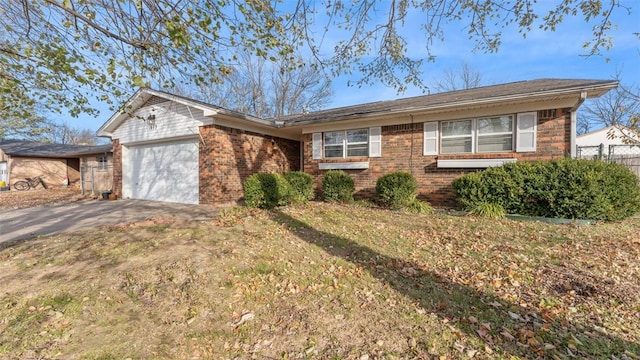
[80,164,113,195]
[577,144,640,177]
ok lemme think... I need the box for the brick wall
[303,109,571,207]
[199,124,301,205]
[112,139,123,199]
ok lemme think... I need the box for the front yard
[0,203,638,359]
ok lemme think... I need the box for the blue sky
[69,1,640,134]
[327,0,640,107]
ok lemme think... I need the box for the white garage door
[124,139,199,204]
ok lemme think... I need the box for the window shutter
[516,112,537,152]
[423,121,438,155]
[312,133,322,159]
[369,127,382,157]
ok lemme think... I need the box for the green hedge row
[452,159,640,221]
[244,170,434,212]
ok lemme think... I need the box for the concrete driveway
[0,199,220,245]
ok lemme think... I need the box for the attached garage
[123,138,199,204]
[96,89,303,205]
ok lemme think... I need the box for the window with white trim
[441,119,473,154]
[477,115,514,152]
[439,115,514,154]
[323,129,369,158]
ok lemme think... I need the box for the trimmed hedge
[376,171,418,208]
[243,173,294,208]
[452,159,640,221]
[322,170,355,202]
[284,171,315,203]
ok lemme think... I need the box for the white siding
[113,100,211,144]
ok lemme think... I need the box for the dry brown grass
[0,188,91,211]
[0,203,638,359]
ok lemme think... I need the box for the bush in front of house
[243,173,294,208]
[452,158,640,221]
[375,171,418,208]
[284,171,315,203]
[322,170,355,202]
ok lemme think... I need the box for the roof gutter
[286,82,619,127]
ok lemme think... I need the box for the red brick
[303,109,571,207]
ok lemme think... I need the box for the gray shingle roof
[0,140,112,158]
[277,78,617,125]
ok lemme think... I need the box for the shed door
[125,139,199,204]
[0,162,7,184]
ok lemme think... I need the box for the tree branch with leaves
[0,0,633,121]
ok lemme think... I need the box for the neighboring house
[97,78,617,206]
[576,125,639,148]
[576,126,640,176]
[0,140,113,191]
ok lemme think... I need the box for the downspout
[409,114,414,175]
[570,91,588,158]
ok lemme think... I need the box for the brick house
[97,79,617,206]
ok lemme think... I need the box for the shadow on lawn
[270,209,639,358]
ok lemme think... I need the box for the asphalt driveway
[0,199,220,245]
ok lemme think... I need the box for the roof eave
[286,80,619,127]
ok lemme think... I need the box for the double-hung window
[324,129,369,158]
[441,119,473,154]
[439,116,514,154]
[477,115,514,152]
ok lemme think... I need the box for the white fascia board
[203,109,218,117]
[437,158,517,168]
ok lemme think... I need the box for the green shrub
[322,170,355,202]
[452,158,640,221]
[243,173,294,208]
[284,171,315,203]
[468,202,506,218]
[375,171,418,208]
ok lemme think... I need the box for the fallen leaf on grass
[500,330,515,341]
[232,312,254,328]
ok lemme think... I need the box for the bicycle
[13,176,48,191]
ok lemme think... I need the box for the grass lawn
[0,202,638,359]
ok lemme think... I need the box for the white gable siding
[113,100,212,144]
